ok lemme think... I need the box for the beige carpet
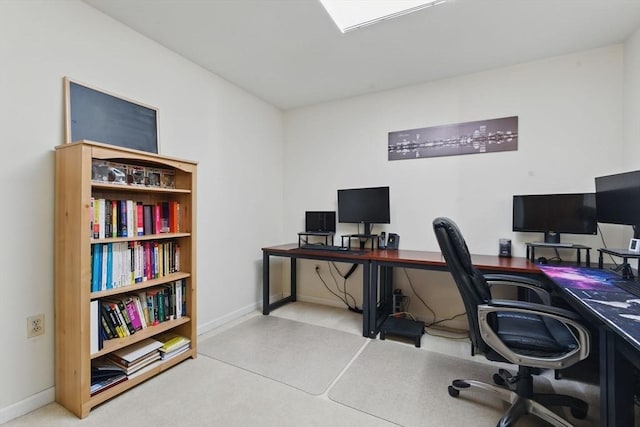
[328,339,600,427]
[198,315,367,395]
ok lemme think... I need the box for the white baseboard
[0,387,55,424]
[295,294,348,308]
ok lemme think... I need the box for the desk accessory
[629,238,640,253]
[387,233,400,250]
[499,239,511,258]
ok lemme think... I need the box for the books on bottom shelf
[92,334,190,395]
[154,331,191,360]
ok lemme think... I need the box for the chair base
[448,374,588,427]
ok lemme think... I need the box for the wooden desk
[261,244,539,337]
[262,244,373,337]
[367,249,539,337]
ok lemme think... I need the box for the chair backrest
[432,217,492,354]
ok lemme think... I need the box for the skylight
[319,0,447,33]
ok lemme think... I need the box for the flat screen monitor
[337,186,390,235]
[595,170,640,237]
[305,211,336,233]
[512,193,597,243]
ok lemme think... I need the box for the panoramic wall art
[388,116,518,160]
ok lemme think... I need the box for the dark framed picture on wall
[63,77,159,154]
[388,116,518,161]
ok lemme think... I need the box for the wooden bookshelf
[54,140,197,418]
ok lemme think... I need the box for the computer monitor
[305,211,336,233]
[595,170,640,238]
[337,186,390,235]
[512,193,597,244]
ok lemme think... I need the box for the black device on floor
[379,316,425,348]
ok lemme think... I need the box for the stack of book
[90,366,127,396]
[101,338,164,377]
[154,331,191,360]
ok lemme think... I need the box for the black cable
[427,312,467,327]
[314,267,353,308]
[327,262,360,311]
[402,268,436,324]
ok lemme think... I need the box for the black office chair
[432,217,591,427]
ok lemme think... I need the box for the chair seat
[495,311,579,356]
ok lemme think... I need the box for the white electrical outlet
[27,314,45,338]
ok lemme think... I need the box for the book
[90,300,100,354]
[90,372,127,396]
[136,202,144,236]
[105,243,113,290]
[108,352,161,376]
[91,245,102,292]
[107,338,163,365]
[154,331,190,354]
[118,199,127,237]
[169,201,179,232]
[143,204,154,235]
[160,344,190,361]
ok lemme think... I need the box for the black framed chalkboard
[64,77,159,153]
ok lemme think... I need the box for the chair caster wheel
[448,385,460,397]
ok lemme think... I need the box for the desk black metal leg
[363,261,371,338]
[290,258,297,302]
[601,328,634,427]
[263,252,270,315]
[599,251,604,269]
[367,261,377,338]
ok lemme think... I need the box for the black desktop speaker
[387,233,400,250]
[499,238,512,258]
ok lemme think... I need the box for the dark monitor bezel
[595,170,640,228]
[337,186,390,234]
[512,192,597,240]
[304,211,336,233]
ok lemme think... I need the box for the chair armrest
[484,273,552,305]
[478,301,590,369]
[488,299,582,321]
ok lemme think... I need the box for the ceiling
[83,0,640,110]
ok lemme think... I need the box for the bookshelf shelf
[55,140,198,418]
[90,272,191,299]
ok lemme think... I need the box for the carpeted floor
[198,315,368,395]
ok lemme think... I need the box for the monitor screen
[305,211,336,233]
[512,193,597,243]
[595,170,640,228]
[337,186,390,234]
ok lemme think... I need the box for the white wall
[625,27,640,170]
[0,1,284,422]
[283,46,626,325]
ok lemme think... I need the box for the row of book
[91,333,191,396]
[92,159,176,189]
[99,281,186,342]
[91,198,180,240]
[91,240,180,292]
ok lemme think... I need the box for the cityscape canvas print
[388,116,518,160]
